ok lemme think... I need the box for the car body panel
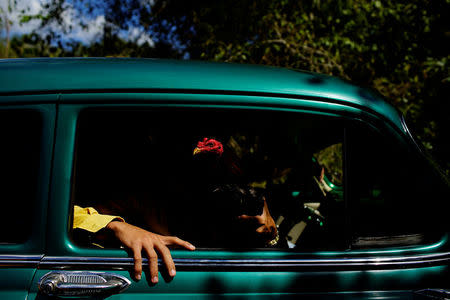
[0,268,37,300]
[28,266,448,298]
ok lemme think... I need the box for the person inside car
[73,137,278,284]
[73,198,277,283]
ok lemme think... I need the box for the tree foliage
[152,0,450,174]
[2,0,449,174]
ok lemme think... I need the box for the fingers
[143,246,159,284]
[154,242,176,278]
[132,244,143,281]
[128,231,195,284]
[143,236,193,283]
[256,225,270,234]
[239,214,264,225]
[165,236,196,250]
[238,214,252,221]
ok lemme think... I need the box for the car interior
[72,108,348,250]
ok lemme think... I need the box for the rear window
[0,110,42,243]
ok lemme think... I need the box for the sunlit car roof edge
[0,57,402,130]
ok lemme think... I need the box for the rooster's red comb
[193,138,224,156]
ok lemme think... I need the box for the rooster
[192,137,243,181]
[188,137,278,247]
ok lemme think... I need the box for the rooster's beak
[193,147,201,155]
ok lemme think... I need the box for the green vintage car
[0,58,448,299]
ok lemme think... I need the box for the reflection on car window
[313,143,343,202]
[0,110,42,244]
[72,109,346,250]
[348,124,445,248]
[314,143,343,187]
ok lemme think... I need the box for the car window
[71,109,346,251]
[0,110,42,244]
[347,123,445,248]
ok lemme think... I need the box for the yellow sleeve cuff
[73,205,125,233]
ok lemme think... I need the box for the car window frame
[45,93,449,272]
[0,102,56,256]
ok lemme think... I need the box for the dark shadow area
[72,108,344,251]
[0,110,42,243]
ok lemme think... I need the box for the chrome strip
[0,254,43,267]
[414,288,450,299]
[40,252,450,271]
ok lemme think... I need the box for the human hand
[106,221,195,283]
[238,198,277,245]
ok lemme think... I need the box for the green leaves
[3,0,449,174]
[162,0,448,173]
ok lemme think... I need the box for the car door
[0,102,56,300]
[29,92,449,299]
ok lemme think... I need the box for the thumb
[238,214,252,220]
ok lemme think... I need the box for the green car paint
[0,103,56,300]
[0,58,402,130]
[1,58,448,299]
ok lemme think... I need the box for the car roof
[0,57,403,130]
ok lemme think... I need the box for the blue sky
[1,0,155,46]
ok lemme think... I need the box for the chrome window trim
[0,254,43,267]
[2,252,448,270]
[39,252,450,271]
